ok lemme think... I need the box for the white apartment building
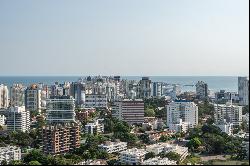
[10,84,25,107]
[169,118,189,133]
[142,157,177,165]
[238,77,249,106]
[146,143,188,162]
[146,143,170,155]
[85,94,108,108]
[119,148,147,165]
[214,102,242,126]
[0,115,6,126]
[0,146,21,164]
[167,100,198,129]
[85,119,104,134]
[46,96,76,124]
[6,106,30,132]
[112,99,144,125]
[98,141,127,153]
[25,84,42,113]
[0,84,9,109]
[215,121,233,135]
[196,81,208,100]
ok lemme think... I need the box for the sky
[0,0,249,76]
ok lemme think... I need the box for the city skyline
[0,0,249,76]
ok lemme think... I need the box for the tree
[186,137,202,151]
[8,160,24,165]
[187,127,202,139]
[28,161,42,165]
[233,127,241,134]
[144,108,155,117]
[160,151,181,162]
[64,154,82,164]
[201,124,221,135]
[159,135,170,142]
[113,121,130,133]
[198,102,214,117]
[242,105,249,115]
[175,132,182,138]
[85,135,107,150]
[107,159,118,165]
[23,149,48,165]
[240,121,248,132]
[0,160,7,165]
[103,117,115,133]
[206,118,214,125]
[144,152,155,160]
[139,134,150,144]
[30,111,39,118]
[155,108,167,120]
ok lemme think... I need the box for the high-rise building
[46,96,76,124]
[151,82,163,98]
[138,77,152,99]
[85,94,108,108]
[42,122,80,155]
[215,90,239,103]
[6,106,30,132]
[25,84,42,113]
[51,84,64,97]
[112,99,144,125]
[238,77,249,106]
[10,84,25,107]
[0,84,9,109]
[214,102,243,126]
[70,82,85,107]
[167,100,198,129]
[195,81,208,100]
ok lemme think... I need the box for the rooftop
[120,148,147,156]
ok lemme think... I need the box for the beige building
[10,84,25,107]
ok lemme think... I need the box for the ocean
[0,76,238,93]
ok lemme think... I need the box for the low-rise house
[169,118,189,133]
[119,148,147,165]
[147,131,174,142]
[98,140,127,154]
[143,118,164,131]
[142,157,177,165]
[77,159,107,165]
[146,143,188,162]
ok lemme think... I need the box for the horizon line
[0,75,248,77]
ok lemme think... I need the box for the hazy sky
[0,0,249,76]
